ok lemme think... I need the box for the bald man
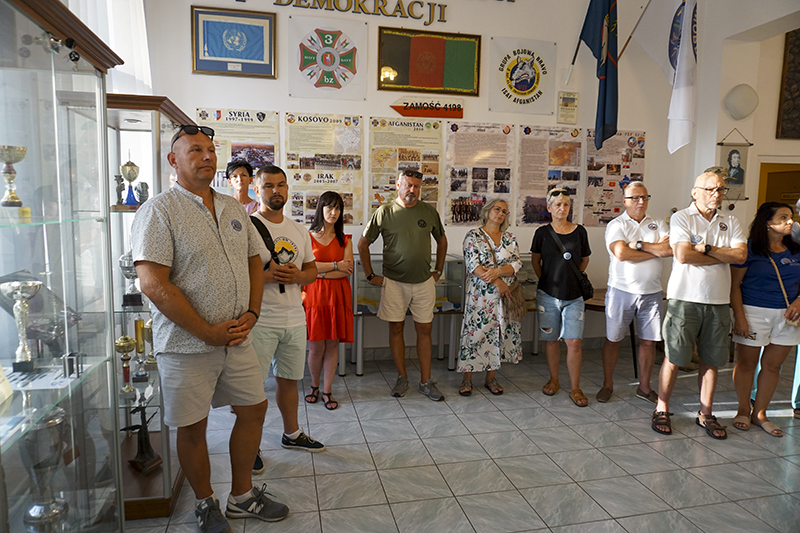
[652,171,747,439]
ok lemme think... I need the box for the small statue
[121,396,162,475]
[113,175,124,205]
[134,181,149,204]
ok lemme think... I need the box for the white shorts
[251,325,307,380]
[377,276,436,323]
[158,344,266,428]
[732,305,800,347]
[605,287,663,343]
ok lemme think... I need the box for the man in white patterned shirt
[597,182,672,405]
[132,125,288,533]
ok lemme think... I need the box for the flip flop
[569,388,588,407]
[752,419,783,437]
[696,412,727,440]
[732,415,750,431]
[542,379,559,396]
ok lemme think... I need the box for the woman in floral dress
[457,199,523,395]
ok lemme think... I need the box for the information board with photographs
[368,117,443,215]
[444,121,515,225]
[196,108,280,189]
[284,112,364,224]
[516,125,582,225]
[582,130,646,226]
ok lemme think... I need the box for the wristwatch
[319,271,326,279]
[333,261,338,271]
[366,272,376,281]
[433,269,442,276]
[703,244,712,255]
[635,241,643,251]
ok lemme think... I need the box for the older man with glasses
[651,169,747,439]
[597,182,672,405]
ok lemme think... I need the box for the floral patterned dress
[458,228,523,372]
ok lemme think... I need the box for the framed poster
[378,27,480,96]
[191,6,276,78]
[718,143,748,198]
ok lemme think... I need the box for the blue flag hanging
[580,0,618,150]
[203,20,265,62]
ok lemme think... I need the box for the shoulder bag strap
[250,215,284,293]
[769,256,792,307]
[547,225,585,281]
[481,229,499,268]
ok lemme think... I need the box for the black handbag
[547,226,593,301]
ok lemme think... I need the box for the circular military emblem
[563,252,572,261]
[418,219,427,228]
[450,123,459,133]
[719,222,728,231]
[523,127,532,135]
[432,122,440,130]
[287,114,296,124]
[371,119,379,127]
[231,219,242,232]
[690,234,702,244]
[503,125,511,135]
[298,28,358,90]
[648,222,658,231]
[782,257,791,265]
[222,29,247,52]
[504,55,540,98]
[198,109,209,120]
[628,137,636,147]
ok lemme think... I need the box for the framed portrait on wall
[377,27,481,96]
[191,6,276,78]
[718,143,748,198]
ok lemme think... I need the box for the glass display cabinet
[518,253,540,356]
[106,95,192,519]
[0,0,123,531]
[343,253,464,375]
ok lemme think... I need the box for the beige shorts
[251,325,307,380]
[378,276,436,323]
[157,343,266,428]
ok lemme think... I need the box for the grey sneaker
[391,375,409,397]
[225,483,289,522]
[419,380,444,401]
[196,497,232,533]
[281,431,325,452]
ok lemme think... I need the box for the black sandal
[322,392,338,410]
[696,412,727,440]
[305,386,320,404]
[651,410,672,435]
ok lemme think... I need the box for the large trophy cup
[132,319,148,382]
[119,250,143,307]
[0,280,42,372]
[120,159,140,208]
[19,406,69,532]
[115,335,136,395]
[0,145,27,207]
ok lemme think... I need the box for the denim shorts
[537,289,585,341]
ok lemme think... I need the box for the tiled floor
[126,345,800,533]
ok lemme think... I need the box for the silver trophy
[0,145,27,207]
[119,250,143,307]
[0,280,42,372]
[19,406,69,532]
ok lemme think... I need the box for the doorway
[758,163,800,206]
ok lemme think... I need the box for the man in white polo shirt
[597,182,672,405]
[652,170,747,439]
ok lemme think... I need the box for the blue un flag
[580,0,618,150]
[203,20,265,61]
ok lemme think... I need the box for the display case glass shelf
[0,0,124,531]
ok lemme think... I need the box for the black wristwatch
[703,244,712,255]
[635,241,643,251]
[366,272,376,281]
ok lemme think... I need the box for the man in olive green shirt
[358,170,448,401]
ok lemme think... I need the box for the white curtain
[61,0,153,94]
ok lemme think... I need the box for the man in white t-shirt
[652,170,747,439]
[251,165,324,452]
[597,182,672,405]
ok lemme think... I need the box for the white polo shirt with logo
[666,204,746,305]
[606,211,669,295]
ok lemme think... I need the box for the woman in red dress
[303,191,354,410]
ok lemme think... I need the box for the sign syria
[289,16,367,100]
[489,37,556,115]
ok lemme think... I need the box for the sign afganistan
[489,37,556,114]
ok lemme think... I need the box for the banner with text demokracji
[273,0,449,26]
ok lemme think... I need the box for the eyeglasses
[624,195,651,202]
[491,207,509,215]
[694,187,729,195]
[549,190,570,198]
[401,170,423,180]
[170,125,215,150]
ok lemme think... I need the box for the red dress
[303,234,354,342]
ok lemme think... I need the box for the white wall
[141,0,800,345]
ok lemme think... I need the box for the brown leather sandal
[484,378,503,395]
[542,379,559,396]
[459,377,473,396]
[569,389,588,407]
[696,412,727,440]
[651,411,672,435]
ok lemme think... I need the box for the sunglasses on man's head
[171,125,215,150]
[549,190,570,198]
[402,170,423,180]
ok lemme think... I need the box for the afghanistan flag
[379,28,479,94]
[580,0,618,150]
